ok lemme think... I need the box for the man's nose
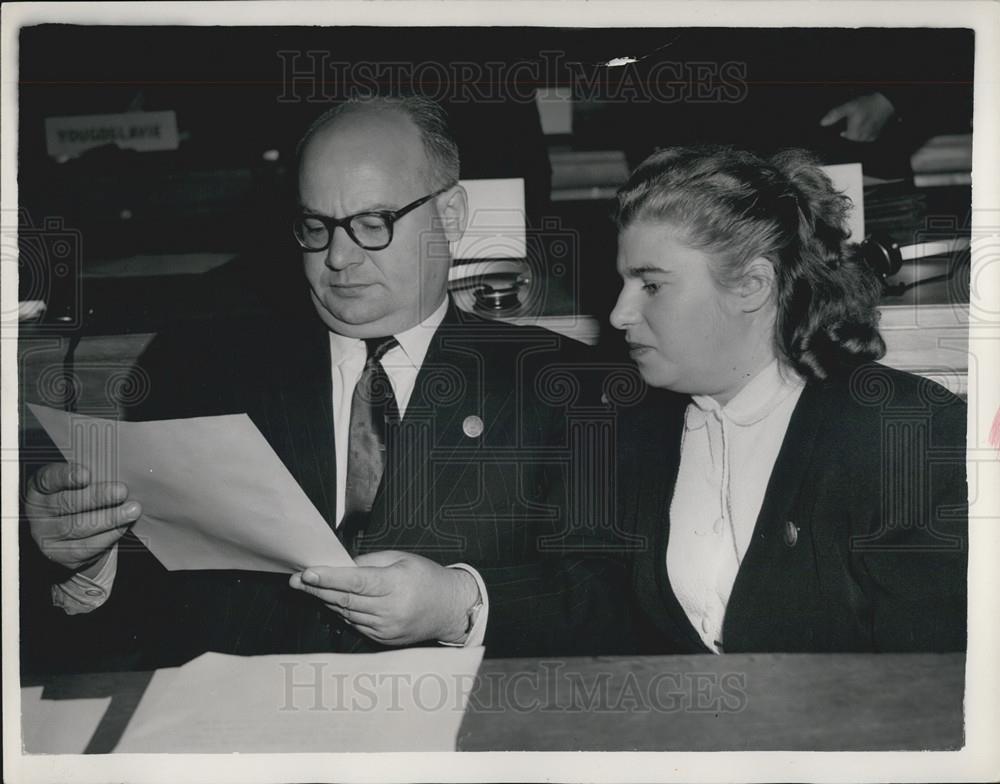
[609,288,635,331]
[324,226,364,271]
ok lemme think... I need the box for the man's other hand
[819,92,897,142]
[289,551,480,646]
[25,462,141,576]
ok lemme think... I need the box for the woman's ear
[737,257,776,313]
[438,184,468,244]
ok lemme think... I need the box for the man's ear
[737,257,776,313]
[438,184,468,244]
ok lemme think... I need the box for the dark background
[17,25,975,334]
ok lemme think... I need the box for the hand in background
[820,92,897,142]
[290,550,480,646]
[25,462,141,576]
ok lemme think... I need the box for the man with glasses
[23,95,638,671]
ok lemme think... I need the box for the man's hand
[25,462,141,576]
[820,92,897,142]
[289,551,480,646]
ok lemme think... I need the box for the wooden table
[21,652,964,752]
[462,653,965,750]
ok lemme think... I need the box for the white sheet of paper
[453,178,526,259]
[27,405,352,573]
[820,162,866,242]
[114,647,484,753]
[20,687,111,754]
[536,86,573,135]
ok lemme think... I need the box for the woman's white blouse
[667,360,805,653]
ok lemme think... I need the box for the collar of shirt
[327,296,449,372]
[671,358,806,653]
[686,359,805,431]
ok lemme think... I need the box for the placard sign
[45,110,179,158]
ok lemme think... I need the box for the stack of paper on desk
[114,648,484,752]
[27,405,352,572]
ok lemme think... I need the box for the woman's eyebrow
[623,264,672,278]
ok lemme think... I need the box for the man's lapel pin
[462,415,484,438]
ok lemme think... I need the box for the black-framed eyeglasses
[293,186,452,252]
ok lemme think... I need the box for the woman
[611,146,967,653]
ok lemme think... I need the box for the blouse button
[701,617,712,634]
[85,589,103,597]
[712,517,724,535]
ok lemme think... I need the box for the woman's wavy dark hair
[614,145,886,380]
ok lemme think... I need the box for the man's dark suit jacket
[22,300,643,673]
[619,363,968,654]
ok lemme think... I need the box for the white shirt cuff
[439,563,488,647]
[50,545,119,615]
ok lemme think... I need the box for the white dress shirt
[666,360,805,653]
[328,299,447,527]
[52,297,487,646]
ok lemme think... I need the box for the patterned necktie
[340,336,399,549]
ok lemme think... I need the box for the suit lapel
[252,314,338,531]
[402,301,473,421]
[723,378,831,627]
[629,392,709,651]
[364,301,480,553]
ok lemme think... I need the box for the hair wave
[615,145,885,380]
